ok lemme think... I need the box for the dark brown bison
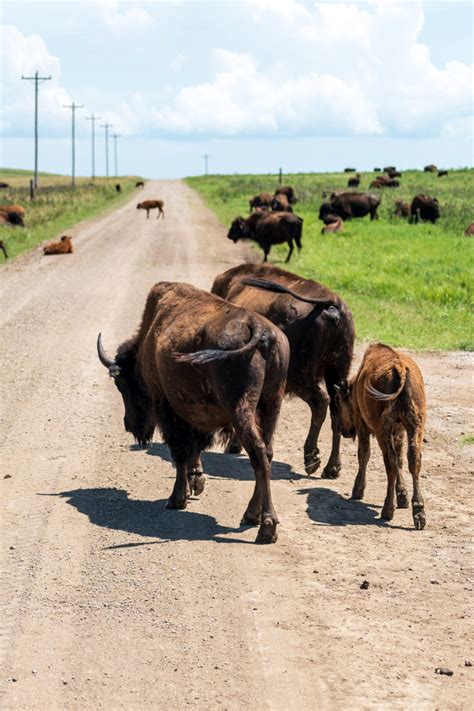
[135,181,145,188]
[97,282,290,544]
[344,168,356,173]
[424,164,437,172]
[334,343,427,530]
[409,195,440,224]
[115,184,121,193]
[319,192,381,221]
[387,170,401,178]
[249,192,272,211]
[437,170,448,178]
[0,204,25,227]
[383,166,396,172]
[370,177,399,188]
[212,264,355,478]
[43,235,74,255]
[464,223,474,236]
[347,174,360,188]
[137,200,164,219]
[227,211,303,262]
[271,193,293,212]
[0,182,10,189]
[373,168,381,172]
[0,239,8,259]
[275,186,297,204]
[393,200,410,218]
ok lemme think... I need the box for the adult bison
[409,195,440,224]
[319,192,381,221]
[347,174,360,188]
[271,193,293,212]
[97,282,290,544]
[249,192,272,211]
[275,186,298,204]
[424,164,437,173]
[212,264,355,478]
[227,211,303,262]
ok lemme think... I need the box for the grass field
[187,169,474,351]
[0,169,142,261]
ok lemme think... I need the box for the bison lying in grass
[43,236,74,255]
[334,343,427,530]
[0,204,25,227]
[228,211,303,262]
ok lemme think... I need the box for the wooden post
[279,168,282,185]
[30,179,35,201]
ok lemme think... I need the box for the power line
[63,101,84,187]
[21,71,52,188]
[112,134,121,178]
[85,113,101,180]
[202,153,212,175]
[100,123,113,178]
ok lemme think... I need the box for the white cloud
[96,0,155,35]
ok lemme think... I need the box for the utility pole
[100,123,113,177]
[21,70,52,188]
[85,113,101,180]
[202,153,211,176]
[63,101,84,187]
[112,134,121,177]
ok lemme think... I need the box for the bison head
[319,202,336,221]
[227,217,249,243]
[97,334,155,448]
[333,380,356,440]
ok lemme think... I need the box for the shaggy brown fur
[212,263,355,478]
[249,192,272,211]
[43,236,74,255]
[271,193,293,212]
[319,192,380,222]
[227,211,303,262]
[274,186,298,204]
[409,194,440,224]
[97,282,289,544]
[0,204,25,226]
[137,200,165,219]
[334,343,427,530]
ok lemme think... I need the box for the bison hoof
[256,519,278,544]
[351,487,365,501]
[321,464,341,479]
[413,506,426,530]
[241,510,261,527]
[397,491,410,509]
[166,496,187,510]
[381,506,394,521]
[304,454,321,476]
[192,473,206,496]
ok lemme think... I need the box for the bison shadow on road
[299,486,412,530]
[144,441,307,482]
[51,487,254,546]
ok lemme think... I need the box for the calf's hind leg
[394,426,409,508]
[406,426,426,530]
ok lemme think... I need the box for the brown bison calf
[137,200,164,219]
[321,217,344,234]
[43,236,74,255]
[464,223,474,236]
[334,343,427,530]
[271,193,293,212]
[394,199,410,218]
[135,181,145,188]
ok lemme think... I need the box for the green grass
[187,169,474,351]
[0,170,143,261]
[460,434,474,445]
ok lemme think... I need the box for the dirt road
[0,180,472,710]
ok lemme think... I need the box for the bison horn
[97,333,120,376]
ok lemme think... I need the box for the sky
[0,0,473,178]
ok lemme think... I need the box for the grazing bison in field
[322,217,344,234]
[271,193,293,212]
[0,182,10,189]
[464,223,474,236]
[43,235,74,255]
[437,170,448,178]
[0,239,8,259]
[383,166,396,173]
[228,211,303,262]
[387,170,401,178]
[137,200,164,219]
[347,174,360,188]
[135,181,145,188]
[320,192,381,221]
[334,343,427,530]
[393,200,410,218]
[212,264,355,477]
[249,192,272,211]
[97,282,290,544]
[373,168,381,172]
[275,186,298,204]
[409,195,440,224]
[115,184,121,193]
[0,204,25,227]
[370,177,399,188]
[424,164,437,172]
[344,168,356,173]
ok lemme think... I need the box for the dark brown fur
[135,181,145,188]
[275,186,298,204]
[227,211,303,262]
[0,204,25,227]
[319,192,380,221]
[424,164,437,172]
[249,192,272,211]
[464,223,474,236]
[212,264,355,478]
[347,175,360,188]
[43,235,73,255]
[97,282,289,544]
[271,193,293,212]
[137,200,164,219]
[409,194,440,224]
[334,343,427,529]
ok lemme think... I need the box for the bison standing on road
[319,192,381,221]
[97,282,290,544]
[409,195,440,224]
[334,343,427,530]
[228,211,303,262]
[137,200,165,219]
[212,264,355,478]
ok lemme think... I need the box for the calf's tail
[366,365,407,401]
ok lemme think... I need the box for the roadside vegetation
[187,169,473,351]
[0,168,142,260]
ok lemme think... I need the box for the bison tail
[242,277,334,311]
[365,366,406,402]
[173,319,265,365]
